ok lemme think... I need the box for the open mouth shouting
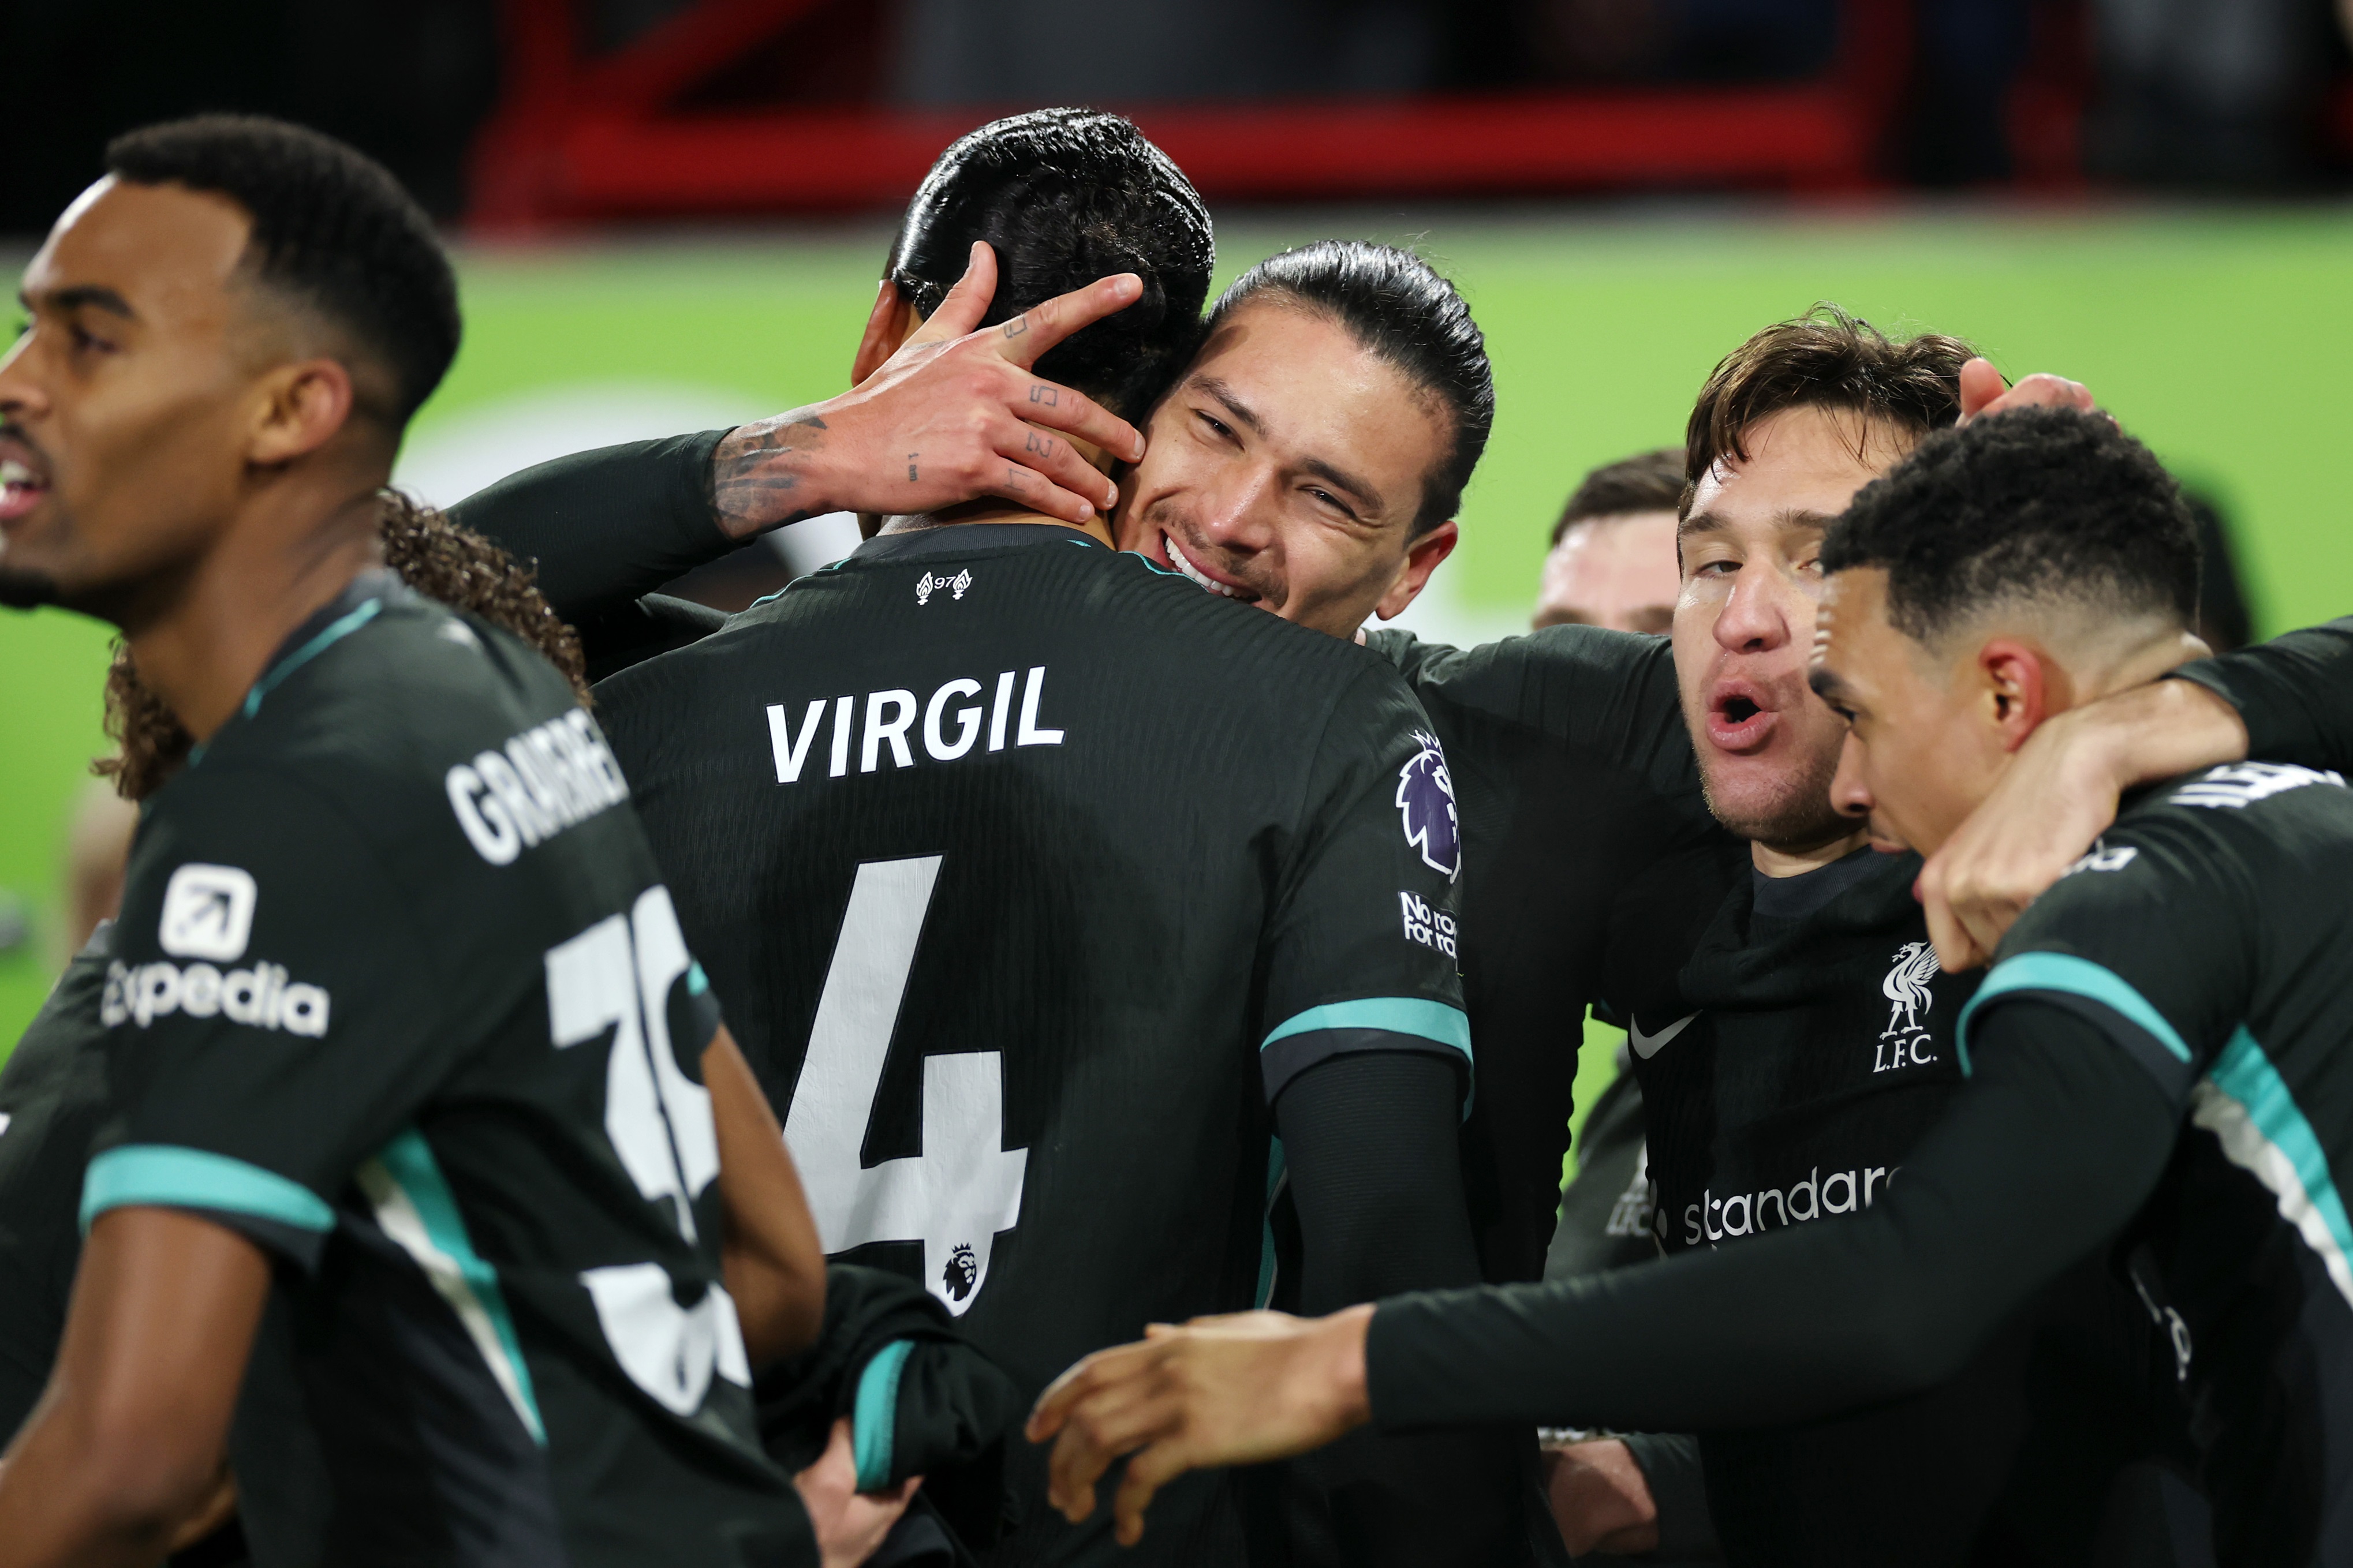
[1156,530,1261,605]
[0,434,50,527]
[1706,678,1781,753]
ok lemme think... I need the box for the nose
[1194,463,1279,556]
[1711,556,1797,655]
[1830,729,1874,819]
[0,329,44,421]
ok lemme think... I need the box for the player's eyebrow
[1298,455,1383,514]
[1192,376,1265,436]
[1678,507,1836,543]
[1194,374,1383,514]
[21,284,137,319]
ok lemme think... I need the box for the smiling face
[1672,405,1915,854]
[0,178,261,616]
[1110,299,1458,639]
[1811,566,2007,858]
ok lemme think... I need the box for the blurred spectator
[892,0,1441,104]
[2086,0,2333,188]
[1903,0,2033,185]
[1534,447,1685,633]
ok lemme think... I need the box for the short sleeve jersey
[1959,760,2353,1564]
[90,574,812,1568]
[594,527,1467,1563]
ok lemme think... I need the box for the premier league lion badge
[1396,731,1461,882]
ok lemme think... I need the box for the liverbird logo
[1881,941,1941,1039]
[1396,732,1461,882]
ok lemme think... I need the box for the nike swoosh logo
[1627,1012,1698,1060]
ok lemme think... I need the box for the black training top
[592,526,1476,1565]
[89,573,812,1568]
[1641,848,2173,1566]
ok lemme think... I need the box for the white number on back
[784,855,1026,1316]
[546,886,750,1412]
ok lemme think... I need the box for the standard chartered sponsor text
[1676,1162,1900,1246]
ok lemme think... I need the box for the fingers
[992,272,1144,371]
[1015,375,1147,465]
[994,420,1118,521]
[1111,1439,1193,1547]
[918,242,998,343]
[1955,357,2008,425]
[1917,863,1988,973]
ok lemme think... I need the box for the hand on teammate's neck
[879,430,1118,548]
[123,478,387,745]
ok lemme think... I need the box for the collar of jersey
[186,568,406,768]
[850,523,1108,565]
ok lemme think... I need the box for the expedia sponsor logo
[102,959,330,1038]
[159,865,256,961]
[446,710,632,866]
[1674,1163,1898,1247]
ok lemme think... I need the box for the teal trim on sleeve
[686,962,711,996]
[1956,952,2191,1075]
[242,598,382,718]
[366,1128,547,1444]
[852,1339,917,1491]
[1262,998,1473,1060]
[81,1144,334,1235]
[2197,1027,2353,1309]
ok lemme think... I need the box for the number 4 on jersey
[785,856,1026,1316]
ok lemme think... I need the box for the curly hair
[1683,305,1976,512]
[1821,406,2198,646]
[96,491,587,803]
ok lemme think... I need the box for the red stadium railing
[467,0,1922,228]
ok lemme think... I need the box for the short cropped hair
[1211,241,1492,536]
[1683,305,1974,512]
[1822,406,2198,646]
[105,115,460,425]
[1552,447,1685,546]
[888,108,1213,421]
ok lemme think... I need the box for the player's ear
[1978,638,2057,751]
[245,357,356,467]
[851,280,920,386]
[1373,519,1459,623]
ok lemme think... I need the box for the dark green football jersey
[89,572,812,1568]
[1959,760,2353,1566]
[0,925,113,1436]
[1365,628,1742,1283]
[593,526,1471,1565]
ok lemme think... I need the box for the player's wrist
[710,410,848,541]
[1305,1304,1375,1434]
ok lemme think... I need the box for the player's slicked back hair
[104,114,460,424]
[1684,304,1974,514]
[1553,447,1685,546]
[1822,406,2199,647]
[98,493,583,802]
[888,108,1212,422]
[1211,241,1492,536]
